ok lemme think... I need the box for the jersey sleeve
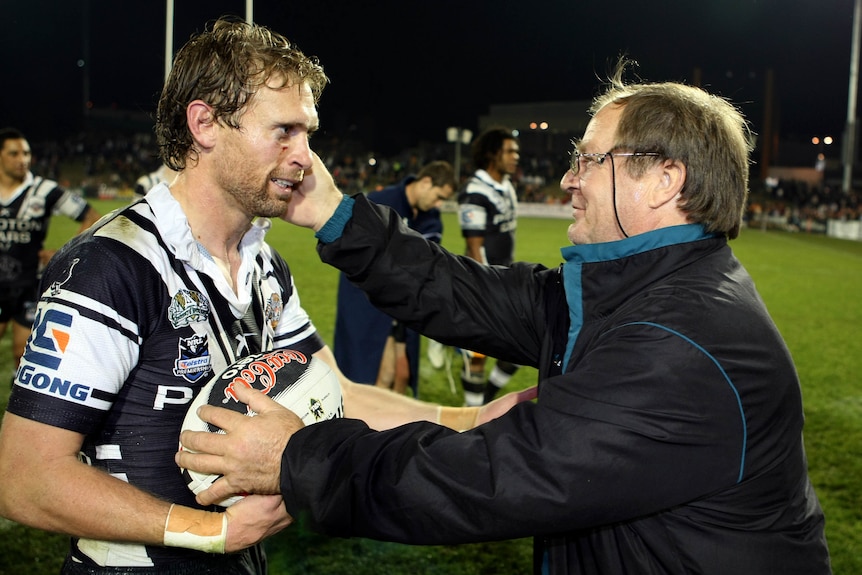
[51,186,93,222]
[7,240,141,434]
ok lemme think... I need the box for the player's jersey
[0,172,91,290]
[6,183,341,569]
[457,169,517,266]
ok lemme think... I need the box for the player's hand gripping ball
[180,349,343,506]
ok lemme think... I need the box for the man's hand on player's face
[282,152,344,231]
[176,384,305,505]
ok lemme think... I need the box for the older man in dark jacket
[178,61,831,575]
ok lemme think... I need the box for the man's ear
[186,100,218,151]
[649,159,686,209]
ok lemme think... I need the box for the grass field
[1,201,860,574]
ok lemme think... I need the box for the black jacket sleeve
[317,194,549,367]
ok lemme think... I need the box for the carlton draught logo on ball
[180,349,343,506]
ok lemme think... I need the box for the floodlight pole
[164,0,174,82]
[843,0,861,194]
[164,0,252,80]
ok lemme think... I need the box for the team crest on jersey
[173,334,212,382]
[23,198,47,218]
[264,293,283,330]
[168,289,210,328]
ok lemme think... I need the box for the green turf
[0,203,859,574]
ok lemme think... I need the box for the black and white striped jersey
[7,183,330,568]
[0,172,92,289]
[457,169,518,266]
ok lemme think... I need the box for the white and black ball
[180,349,343,506]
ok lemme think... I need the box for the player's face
[561,104,647,245]
[0,138,32,183]
[493,139,520,176]
[213,79,318,218]
[415,180,453,212]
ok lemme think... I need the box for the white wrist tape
[163,504,228,554]
[436,406,479,431]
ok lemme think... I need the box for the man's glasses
[569,151,660,176]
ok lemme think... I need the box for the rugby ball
[180,349,343,506]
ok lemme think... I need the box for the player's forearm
[0,455,169,543]
[342,380,479,431]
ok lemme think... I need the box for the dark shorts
[0,283,38,326]
[61,546,267,575]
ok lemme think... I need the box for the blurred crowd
[27,130,862,233]
[747,178,861,233]
[27,130,571,205]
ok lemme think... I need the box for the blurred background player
[457,126,521,405]
[334,160,456,396]
[133,161,177,198]
[0,127,101,377]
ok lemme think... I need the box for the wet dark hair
[156,17,329,171]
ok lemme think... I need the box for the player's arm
[0,413,285,553]
[311,345,535,431]
[464,235,488,264]
[0,413,170,542]
[77,205,102,233]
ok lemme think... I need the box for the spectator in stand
[0,127,101,377]
[334,160,456,395]
[458,126,521,405]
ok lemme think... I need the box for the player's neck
[170,174,249,292]
[0,174,24,199]
[483,166,505,184]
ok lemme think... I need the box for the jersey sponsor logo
[17,308,90,401]
[0,218,43,250]
[16,364,91,401]
[459,205,487,230]
[0,217,45,232]
[22,308,73,370]
[172,334,212,382]
[168,289,210,328]
[154,385,195,410]
[264,293,283,330]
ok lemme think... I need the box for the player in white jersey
[457,127,522,406]
[0,19,529,575]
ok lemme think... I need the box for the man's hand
[176,384,305,506]
[476,385,537,426]
[224,494,293,552]
[282,152,344,231]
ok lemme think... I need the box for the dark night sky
[2,0,857,155]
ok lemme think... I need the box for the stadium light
[447,127,473,181]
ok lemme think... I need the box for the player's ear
[186,100,218,151]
